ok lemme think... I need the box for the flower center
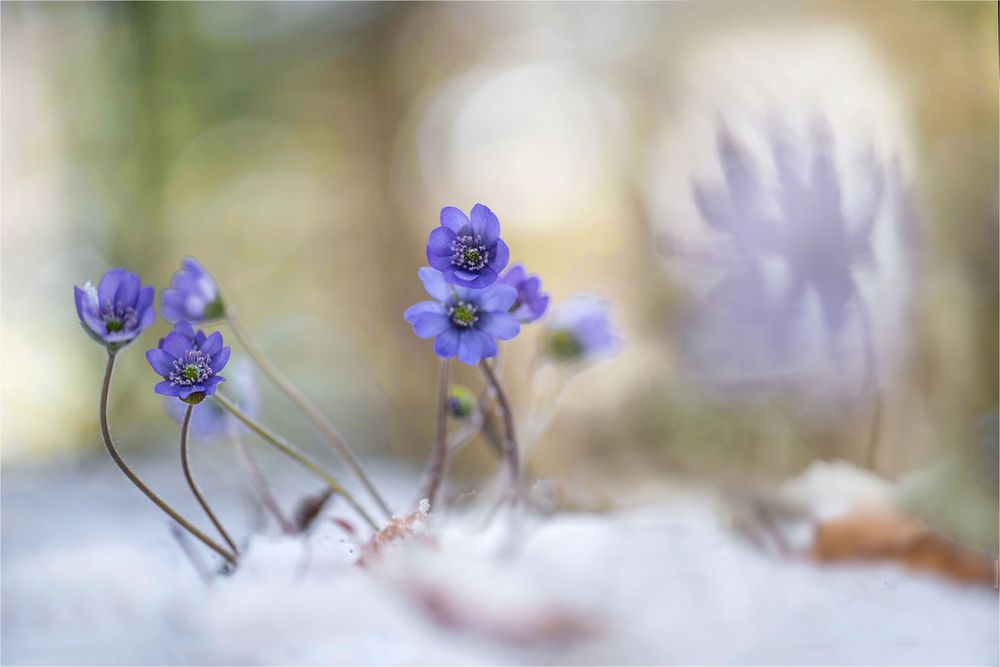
[169,349,214,386]
[451,234,489,272]
[548,329,583,360]
[102,300,138,334]
[448,301,479,328]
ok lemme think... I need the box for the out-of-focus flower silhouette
[543,294,622,364]
[161,257,224,325]
[499,263,550,324]
[675,118,899,405]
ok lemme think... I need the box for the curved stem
[479,360,520,499]
[420,359,450,510]
[224,308,392,520]
[212,392,380,532]
[98,352,236,564]
[180,404,239,555]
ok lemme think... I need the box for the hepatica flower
[147,321,230,402]
[164,358,258,438]
[161,257,224,324]
[544,294,622,362]
[426,204,510,289]
[499,263,550,323]
[74,268,155,348]
[404,267,520,365]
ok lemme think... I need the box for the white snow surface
[2,457,997,665]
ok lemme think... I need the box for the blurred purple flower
[692,121,884,335]
[544,294,622,362]
[769,121,884,332]
[164,358,259,438]
[404,267,520,365]
[74,268,155,349]
[147,321,230,401]
[426,204,510,289]
[499,263,550,323]
[161,257,224,324]
[679,119,892,400]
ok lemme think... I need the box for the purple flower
[675,119,902,405]
[74,268,156,348]
[404,267,520,365]
[499,263,550,323]
[146,321,231,402]
[544,294,622,362]
[164,358,259,438]
[426,204,510,289]
[161,257,224,324]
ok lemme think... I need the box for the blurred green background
[1,1,996,517]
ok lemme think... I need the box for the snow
[2,457,996,665]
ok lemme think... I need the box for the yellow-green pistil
[448,301,479,328]
[548,329,583,360]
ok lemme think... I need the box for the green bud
[447,385,476,419]
[181,392,206,406]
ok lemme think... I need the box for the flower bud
[446,385,476,419]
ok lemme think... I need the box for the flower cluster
[407,204,551,365]
[406,204,623,367]
[75,264,232,402]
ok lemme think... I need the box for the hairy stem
[479,360,520,498]
[180,404,239,555]
[212,392,380,532]
[224,308,392,520]
[420,359,450,510]
[99,352,236,564]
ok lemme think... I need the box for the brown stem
[98,352,236,565]
[478,360,519,498]
[420,359,450,510]
[180,404,239,555]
